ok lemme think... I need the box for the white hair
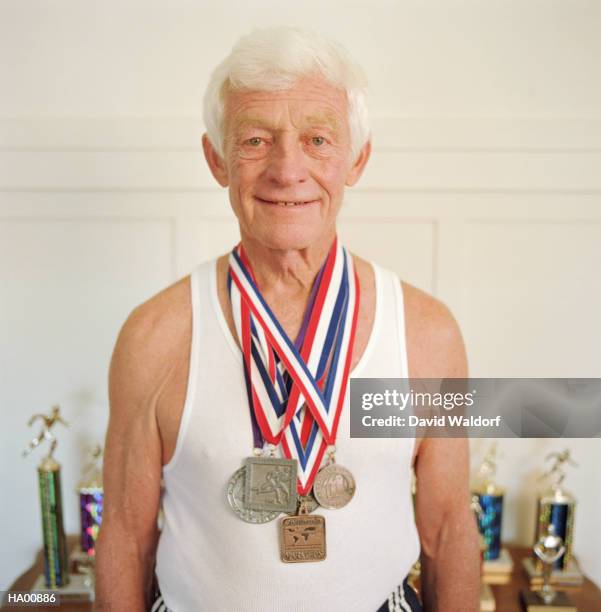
[203,27,370,161]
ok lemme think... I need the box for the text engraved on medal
[279,515,326,563]
[313,463,356,510]
[227,467,280,524]
[245,457,298,514]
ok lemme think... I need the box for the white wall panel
[460,221,601,378]
[176,216,240,277]
[0,218,173,589]
[339,219,436,293]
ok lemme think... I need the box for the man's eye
[311,136,326,146]
[247,137,263,146]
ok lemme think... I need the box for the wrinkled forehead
[223,77,350,134]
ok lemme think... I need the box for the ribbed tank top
[156,258,420,612]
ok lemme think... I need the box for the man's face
[206,77,368,251]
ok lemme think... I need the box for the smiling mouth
[255,197,319,208]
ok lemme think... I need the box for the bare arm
[95,307,165,611]
[415,437,480,611]
[405,284,481,611]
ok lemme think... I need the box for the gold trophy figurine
[23,405,69,462]
[541,450,577,493]
[23,405,70,588]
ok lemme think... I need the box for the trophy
[23,406,70,588]
[521,524,576,611]
[470,495,496,612]
[536,450,576,571]
[77,445,103,557]
[523,449,583,590]
[472,443,505,562]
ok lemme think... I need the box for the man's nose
[263,139,309,186]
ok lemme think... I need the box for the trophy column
[23,405,70,589]
[77,445,104,558]
[37,455,69,587]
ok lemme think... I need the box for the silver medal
[245,456,298,514]
[313,463,356,510]
[227,466,280,524]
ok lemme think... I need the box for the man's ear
[345,140,372,187]
[202,134,229,187]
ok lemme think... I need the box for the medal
[227,467,280,524]
[244,456,298,514]
[280,500,326,563]
[225,238,360,561]
[313,461,356,510]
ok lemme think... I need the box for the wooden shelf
[5,539,601,611]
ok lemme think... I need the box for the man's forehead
[225,80,348,130]
[232,108,343,130]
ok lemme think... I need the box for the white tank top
[156,259,420,612]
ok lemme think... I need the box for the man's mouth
[255,197,319,208]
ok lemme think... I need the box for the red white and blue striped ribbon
[228,238,359,494]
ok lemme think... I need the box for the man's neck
[238,232,336,297]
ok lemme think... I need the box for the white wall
[1,0,600,593]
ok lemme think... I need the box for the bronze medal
[279,501,326,563]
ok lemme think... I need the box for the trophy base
[520,589,576,612]
[31,572,93,602]
[480,582,496,611]
[483,547,514,585]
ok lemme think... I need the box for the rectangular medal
[279,514,326,563]
[244,456,298,514]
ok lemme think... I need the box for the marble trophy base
[483,548,514,585]
[480,582,496,611]
[521,589,576,612]
[31,573,93,603]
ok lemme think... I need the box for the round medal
[313,463,356,509]
[227,467,280,524]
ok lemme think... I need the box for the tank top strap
[369,263,410,380]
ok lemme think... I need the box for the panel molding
[1,116,601,150]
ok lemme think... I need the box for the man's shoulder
[402,281,457,338]
[112,275,192,379]
[401,281,467,379]
[128,275,191,343]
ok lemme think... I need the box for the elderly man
[96,27,480,612]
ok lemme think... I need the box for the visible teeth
[260,199,313,207]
